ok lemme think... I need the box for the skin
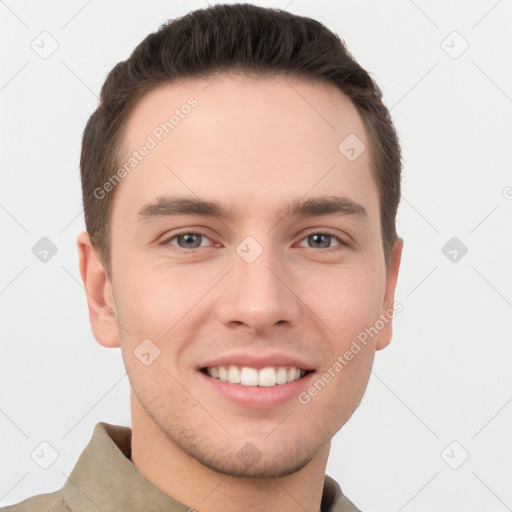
[77,72,402,512]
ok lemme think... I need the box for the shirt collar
[61,422,360,512]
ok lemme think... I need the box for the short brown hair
[80,3,401,276]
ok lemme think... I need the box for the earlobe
[376,238,403,351]
[77,231,120,348]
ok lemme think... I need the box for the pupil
[311,234,329,248]
[180,233,200,248]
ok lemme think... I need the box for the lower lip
[198,370,316,409]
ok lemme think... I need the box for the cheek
[305,264,385,338]
[115,264,196,337]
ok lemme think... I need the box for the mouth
[198,364,317,409]
[199,365,314,387]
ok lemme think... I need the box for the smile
[201,365,312,387]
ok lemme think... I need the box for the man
[2,3,402,511]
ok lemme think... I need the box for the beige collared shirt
[1,422,361,511]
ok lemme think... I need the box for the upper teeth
[205,365,307,387]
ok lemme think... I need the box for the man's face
[100,73,400,478]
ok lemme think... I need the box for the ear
[376,238,403,351]
[77,231,120,348]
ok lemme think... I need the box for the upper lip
[198,352,315,371]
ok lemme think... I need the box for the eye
[163,232,214,250]
[297,231,347,250]
[160,229,349,253]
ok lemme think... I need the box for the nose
[215,240,302,334]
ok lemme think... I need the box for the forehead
[113,73,379,224]
[123,72,368,157]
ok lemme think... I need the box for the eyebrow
[137,194,367,222]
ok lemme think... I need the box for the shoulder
[0,490,71,512]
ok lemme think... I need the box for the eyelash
[159,229,350,253]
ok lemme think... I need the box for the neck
[129,393,330,512]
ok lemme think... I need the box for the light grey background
[1,1,511,510]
